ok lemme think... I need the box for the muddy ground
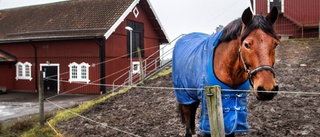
[57,39,320,137]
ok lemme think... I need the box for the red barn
[0,0,168,94]
[252,0,320,39]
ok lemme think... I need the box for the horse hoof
[196,133,210,137]
[185,133,192,137]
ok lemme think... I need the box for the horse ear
[266,6,278,25]
[241,7,253,26]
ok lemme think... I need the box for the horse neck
[213,39,248,88]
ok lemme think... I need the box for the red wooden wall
[105,5,160,87]
[254,0,319,38]
[0,40,101,94]
[0,4,162,94]
[35,40,101,94]
[0,63,15,90]
[284,0,319,27]
[0,43,36,92]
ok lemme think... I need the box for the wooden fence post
[38,71,44,126]
[137,47,144,83]
[205,86,225,137]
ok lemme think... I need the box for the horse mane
[219,14,279,43]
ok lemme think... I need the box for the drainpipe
[302,24,304,38]
[99,38,106,94]
[93,37,106,94]
[30,41,38,92]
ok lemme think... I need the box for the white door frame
[40,63,60,94]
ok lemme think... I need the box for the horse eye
[274,44,278,49]
[244,43,250,49]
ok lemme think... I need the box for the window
[132,61,140,74]
[81,65,87,79]
[15,62,32,81]
[68,62,90,83]
[127,20,144,58]
[25,64,31,77]
[17,63,23,77]
[268,0,283,13]
[71,65,77,79]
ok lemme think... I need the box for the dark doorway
[127,20,144,58]
[42,66,58,93]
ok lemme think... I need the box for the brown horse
[172,7,279,137]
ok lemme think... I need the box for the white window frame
[253,0,256,15]
[281,0,284,13]
[68,62,90,83]
[267,0,284,13]
[132,61,140,74]
[267,0,271,13]
[15,62,32,81]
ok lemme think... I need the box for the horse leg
[179,104,193,137]
[190,102,199,134]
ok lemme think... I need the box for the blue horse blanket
[172,30,251,135]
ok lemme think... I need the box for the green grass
[21,89,131,137]
[149,67,172,80]
[0,88,132,137]
[0,112,55,137]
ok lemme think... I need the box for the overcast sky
[0,0,251,41]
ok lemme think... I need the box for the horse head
[239,7,279,100]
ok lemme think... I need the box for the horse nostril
[257,86,265,91]
[256,85,277,101]
[273,85,279,91]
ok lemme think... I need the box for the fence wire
[44,75,319,136]
[45,99,141,137]
[45,77,320,95]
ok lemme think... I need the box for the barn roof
[0,0,169,44]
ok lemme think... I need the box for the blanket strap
[238,47,276,87]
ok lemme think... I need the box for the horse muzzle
[255,85,278,100]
